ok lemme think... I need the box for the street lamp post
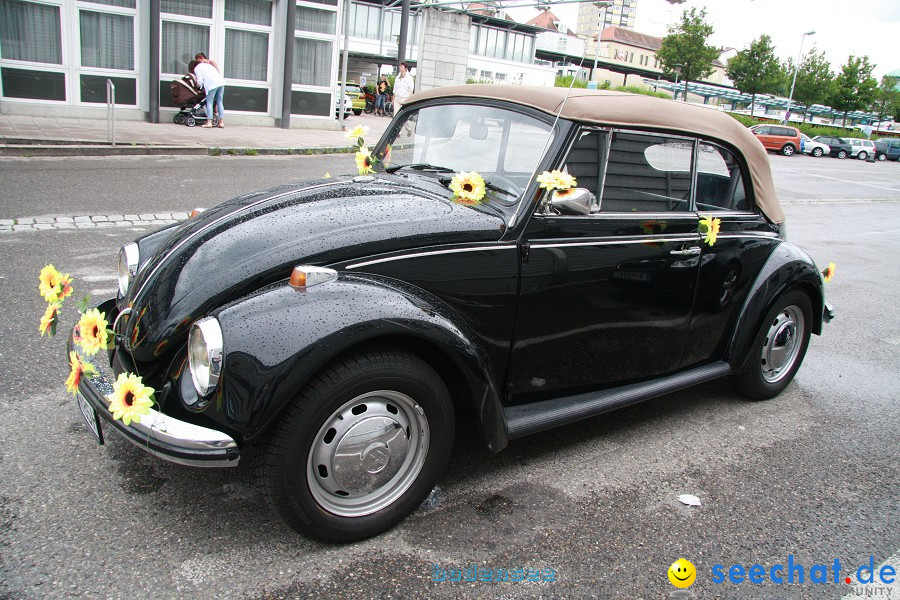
[591,1,612,86]
[785,30,815,124]
[672,64,682,100]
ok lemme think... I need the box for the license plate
[76,391,104,445]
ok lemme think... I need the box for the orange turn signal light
[289,269,307,288]
[289,266,337,289]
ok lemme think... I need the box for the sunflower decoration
[39,302,61,337]
[449,171,487,205]
[536,169,577,192]
[65,350,97,396]
[355,146,376,175]
[699,215,721,247]
[107,372,155,426]
[38,264,74,304]
[76,308,111,356]
[344,125,370,146]
[821,261,836,283]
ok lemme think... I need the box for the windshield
[378,103,554,206]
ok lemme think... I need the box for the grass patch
[724,112,892,140]
[243,148,259,156]
[209,147,222,156]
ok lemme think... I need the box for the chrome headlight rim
[188,317,224,398]
[117,243,139,297]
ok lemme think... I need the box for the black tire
[353,109,362,116]
[811,147,823,157]
[732,289,813,400]
[781,144,796,156]
[857,151,868,160]
[185,116,196,127]
[174,113,185,125]
[837,149,848,159]
[254,349,454,542]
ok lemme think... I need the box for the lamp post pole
[672,64,681,100]
[785,30,815,124]
[592,1,611,86]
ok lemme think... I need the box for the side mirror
[549,188,597,215]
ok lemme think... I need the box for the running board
[504,362,732,439]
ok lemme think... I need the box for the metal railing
[106,79,116,146]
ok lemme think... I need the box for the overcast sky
[505,0,899,80]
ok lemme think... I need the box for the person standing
[393,62,414,110]
[376,76,389,117]
[193,53,225,128]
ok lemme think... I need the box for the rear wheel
[781,144,796,156]
[811,147,823,157]
[732,290,812,400]
[174,113,186,125]
[254,349,454,542]
[857,151,868,160]
[876,153,886,161]
[353,109,362,116]
[837,149,848,159]
[185,116,196,127]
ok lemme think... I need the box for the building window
[292,37,331,87]
[225,0,271,26]
[161,0,212,19]
[296,6,335,34]
[0,0,62,64]
[225,28,267,81]
[80,10,133,70]
[162,21,209,74]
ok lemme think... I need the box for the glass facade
[470,25,534,63]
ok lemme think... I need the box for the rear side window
[696,143,750,212]
[754,126,771,135]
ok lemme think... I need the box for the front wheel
[811,147,823,157]
[732,290,813,400]
[353,109,362,116]
[781,144,796,156]
[254,349,454,542]
[876,153,886,161]
[837,149,848,159]
[185,116,196,127]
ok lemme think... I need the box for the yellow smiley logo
[668,558,696,588]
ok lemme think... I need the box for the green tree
[656,7,719,101]
[871,75,900,124]
[790,48,834,122]
[829,55,878,126]
[726,35,783,117]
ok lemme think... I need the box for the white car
[334,93,353,117]
[848,138,876,160]
[800,134,829,157]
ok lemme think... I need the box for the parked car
[749,124,802,156]
[800,134,829,157]
[69,86,832,542]
[847,138,876,160]
[874,138,900,161]
[812,135,852,159]
[338,81,365,115]
[334,92,353,117]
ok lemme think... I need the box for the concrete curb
[0,144,356,157]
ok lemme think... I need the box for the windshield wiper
[386,163,455,174]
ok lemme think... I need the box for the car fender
[726,241,825,371]
[211,273,508,452]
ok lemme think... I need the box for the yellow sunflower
[449,171,486,204]
[77,308,110,356]
[355,147,376,175]
[536,170,577,191]
[107,372,154,426]
[39,302,61,337]
[822,261,836,282]
[699,215,721,247]
[344,125,370,143]
[65,350,97,396]
[39,265,74,303]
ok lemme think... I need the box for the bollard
[106,79,116,147]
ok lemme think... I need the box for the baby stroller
[171,74,219,127]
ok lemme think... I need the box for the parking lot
[0,153,897,599]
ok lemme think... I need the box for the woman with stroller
[191,52,225,128]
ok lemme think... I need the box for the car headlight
[188,317,224,397]
[117,243,139,297]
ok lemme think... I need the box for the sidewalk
[0,112,391,157]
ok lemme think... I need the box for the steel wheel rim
[760,305,805,383]
[307,390,429,517]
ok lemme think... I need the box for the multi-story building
[576,0,637,38]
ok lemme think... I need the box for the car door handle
[670,247,701,256]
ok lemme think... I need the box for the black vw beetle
[70,86,832,542]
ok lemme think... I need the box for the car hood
[121,174,506,363]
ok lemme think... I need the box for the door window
[695,143,750,212]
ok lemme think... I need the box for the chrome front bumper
[67,302,239,467]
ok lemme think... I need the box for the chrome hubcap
[307,391,429,517]
[760,305,805,383]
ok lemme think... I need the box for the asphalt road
[0,153,897,599]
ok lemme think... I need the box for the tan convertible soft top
[406,85,783,223]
